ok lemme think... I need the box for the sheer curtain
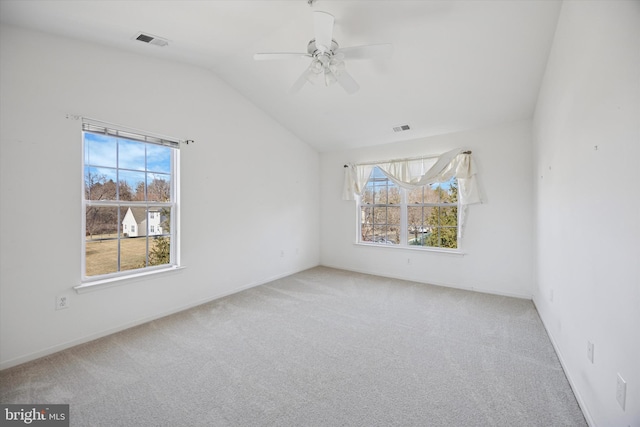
[343,148,482,236]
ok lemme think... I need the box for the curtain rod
[66,114,194,145]
[343,151,472,168]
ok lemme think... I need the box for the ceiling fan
[253,11,392,94]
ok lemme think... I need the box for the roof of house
[125,207,161,224]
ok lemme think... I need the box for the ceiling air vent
[134,32,169,47]
[393,124,411,133]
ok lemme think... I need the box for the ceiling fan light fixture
[254,10,390,94]
[324,70,338,86]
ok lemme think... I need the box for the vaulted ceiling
[0,0,561,152]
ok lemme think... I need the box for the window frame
[356,167,461,252]
[80,122,181,286]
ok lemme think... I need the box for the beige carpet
[1,267,586,426]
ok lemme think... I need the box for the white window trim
[80,120,181,286]
[354,185,463,252]
[74,265,186,294]
[354,242,465,256]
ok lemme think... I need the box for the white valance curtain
[343,148,481,204]
[343,148,482,235]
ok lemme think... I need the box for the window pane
[423,206,437,227]
[371,167,386,179]
[120,235,147,272]
[425,184,440,203]
[408,206,428,245]
[388,186,401,204]
[439,227,458,249]
[85,166,118,201]
[361,207,374,242]
[86,239,118,277]
[361,225,375,242]
[373,185,388,204]
[407,206,423,231]
[85,206,118,238]
[408,230,427,246]
[431,178,458,203]
[443,182,457,202]
[407,187,423,204]
[361,187,374,204]
[373,207,387,225]
[387,226,400,244]
[118,138,146,171]
[146,144,172,174]
[122,206,147,237]
[361,206,373,224]
[119,170,145,201]
[373,225,387,243]
[85,133,116,168]
[147,173,171,202]
[121,205,151,271]
[372,226,399,244]
[387,206,400,225]
[148,235,171,267]
[85,207,119,276]
[150,207,171,235]
[439,206,458,227]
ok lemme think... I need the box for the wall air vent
[134,32,169,47]
[393,124,411,133]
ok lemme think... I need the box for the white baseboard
[320,263,533,300]
[0,264,319,371]
[532,297,596,427]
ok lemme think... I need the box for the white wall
[0,25,320,369]
[532,1,640,426]
[320,120,534,298]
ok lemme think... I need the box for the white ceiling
[0,0,561,152]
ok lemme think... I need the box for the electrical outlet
[616,373,626,410]
[55,295,69,310]
[407,258,411,265]
[587,341,594,364]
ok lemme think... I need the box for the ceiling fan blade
[313,11,335,52]
[336,69,360,94]
[254,52,311,61]
[289,67,311,94]
[339,43,393,60]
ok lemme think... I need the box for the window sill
[354,242,465,256]
[75,265,185,294]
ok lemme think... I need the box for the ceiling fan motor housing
[307,39,339,56]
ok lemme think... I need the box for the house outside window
[82,119,179,281]
[358,167,459,249]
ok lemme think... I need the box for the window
[406,179,458,248]
[82,120,179,281]
[360,168,401,244]
[359,167,459,249]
